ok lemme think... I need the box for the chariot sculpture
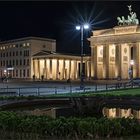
[117,5,139,26]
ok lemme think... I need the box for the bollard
[116,84,117,89]
[84,87,85,92]
[124,83,126,88]
[70,84,72,93]
[95,84,97,92]
[36,88,39,96]
[6,86,8,93]
[106,84,108,91]
[55,87,57,94]
[18,88,20,96]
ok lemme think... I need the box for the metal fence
[0,82,138,97]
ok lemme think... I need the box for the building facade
[32,51,91,80]
[0,37,56,79]
[88,25,140,80]
[0,36,91,80]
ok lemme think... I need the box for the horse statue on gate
[117,5,139,26]
[117,16,126,26]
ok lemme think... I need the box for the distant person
[41,75,44,81]
[67,78,71,83]
[33,74,35,81]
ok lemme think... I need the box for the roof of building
[0,36,56,44]
[33,50,90,57]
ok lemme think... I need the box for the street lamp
[76,24,89,89]
[130,60,134,80]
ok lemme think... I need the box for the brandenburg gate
[88,5,140,80]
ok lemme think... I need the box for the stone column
[44,59,47,79]
[62,60,64,79]
[74,60,77,80]
[33,59,35,76]
[104,44,116,79]
[69,60,71,79]
[56,59,59,79]
[50,59,52,79]
[37,59,40,79]
[84,60,87,80]
[93,46,98,79]
[103,45,107,79]
[115,44,121,79]
[132,43,140,78]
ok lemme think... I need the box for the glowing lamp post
[76,24,89,89]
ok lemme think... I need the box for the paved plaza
[0,79,129,96]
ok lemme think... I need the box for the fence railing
[0,82,139,96]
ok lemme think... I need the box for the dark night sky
[0,1,139,54]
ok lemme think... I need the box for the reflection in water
[103,107,140,119]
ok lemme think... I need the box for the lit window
[13,45,15,48]
[23,43,26,47]
[27,43,30,46]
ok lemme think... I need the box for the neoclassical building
[88,5,140,80]
[0,5,140,81]
[32,51,91,80]
[88,25,140,80]
[0,36,91,80]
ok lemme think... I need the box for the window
[13,60,15,66]
[16,51,18,56]
[16,60,18,66]
[27,43,30,46]
[6,60,8,66]
[23,59,26,65]
[27,59,29,65]
[3,53,5,57]
[27,69,29,77]
[9,52,11,56]
[6,52,8,57]
[20,70,22,77]
[23,50,30,57]
[16,44,18,48]
[9,60,11,66]
[20,51,22,55]
[23,69,25,77]
[13,52,15,56]
[20,59,22,65]
[23,43,26,47]
[3,61,5,66]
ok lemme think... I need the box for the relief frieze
[92,34,140,45]
[123,56,128,61]
[115,27,136,34]
[98,57,103,62]
[110,57,115,61]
